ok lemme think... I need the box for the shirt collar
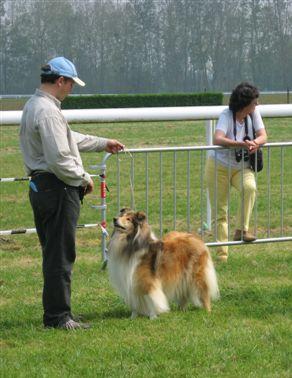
[35,88,61,109]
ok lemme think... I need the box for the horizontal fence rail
[0,174,101,183]
[1,104,292,125]
[0,174,108,241]
[0,224,108,237]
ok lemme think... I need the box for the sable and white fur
[107,208,219,319]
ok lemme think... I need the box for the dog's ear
[120,207,131,215]
[134,211,146,224]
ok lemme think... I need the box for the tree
[1,0,292,94]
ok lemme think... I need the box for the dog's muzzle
[113,218,126,230]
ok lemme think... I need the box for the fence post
[99,171,107,264]
[205,119,213,231]
[90,155,111,267]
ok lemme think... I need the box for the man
[19,56,124,330]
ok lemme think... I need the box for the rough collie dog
[107,208,219,319]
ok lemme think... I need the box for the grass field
[0,111,291,376]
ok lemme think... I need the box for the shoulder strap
[244,117,249,136]
[232,111,237,141]
[249,113,256,139]
[244,114,257,140]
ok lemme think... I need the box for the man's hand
[84,177,94,195]
[105,139,125,154]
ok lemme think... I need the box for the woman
[205,82,267,262]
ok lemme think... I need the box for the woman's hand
[245,128,267,154]
[244,139,260,154]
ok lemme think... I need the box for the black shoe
[57,318,90,330]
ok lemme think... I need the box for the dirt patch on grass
[1,255,39,269]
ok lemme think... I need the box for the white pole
[205,119,213,231]
[1,104,292,125]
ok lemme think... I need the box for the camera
[235,149,249,162]
[235,136,250,162]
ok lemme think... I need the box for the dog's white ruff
[108,232,169,318]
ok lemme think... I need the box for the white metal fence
[90,143,292,261]
[1,143,291,262]
[1,105,291,262]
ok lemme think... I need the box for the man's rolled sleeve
[72,131,108,152]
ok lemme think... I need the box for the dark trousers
[29,173,80,327]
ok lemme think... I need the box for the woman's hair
[229,82,259,113]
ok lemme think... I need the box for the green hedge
[62,92,223,109]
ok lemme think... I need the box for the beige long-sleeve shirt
[19,89,108,187]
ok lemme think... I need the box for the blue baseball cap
[42,56,85,87]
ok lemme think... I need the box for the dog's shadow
[82,301,208,322]
[101,308,131,320]
[82,306,131,321]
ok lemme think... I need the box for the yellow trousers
[205,158,256,257]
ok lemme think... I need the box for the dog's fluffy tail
[205,256,220,301]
